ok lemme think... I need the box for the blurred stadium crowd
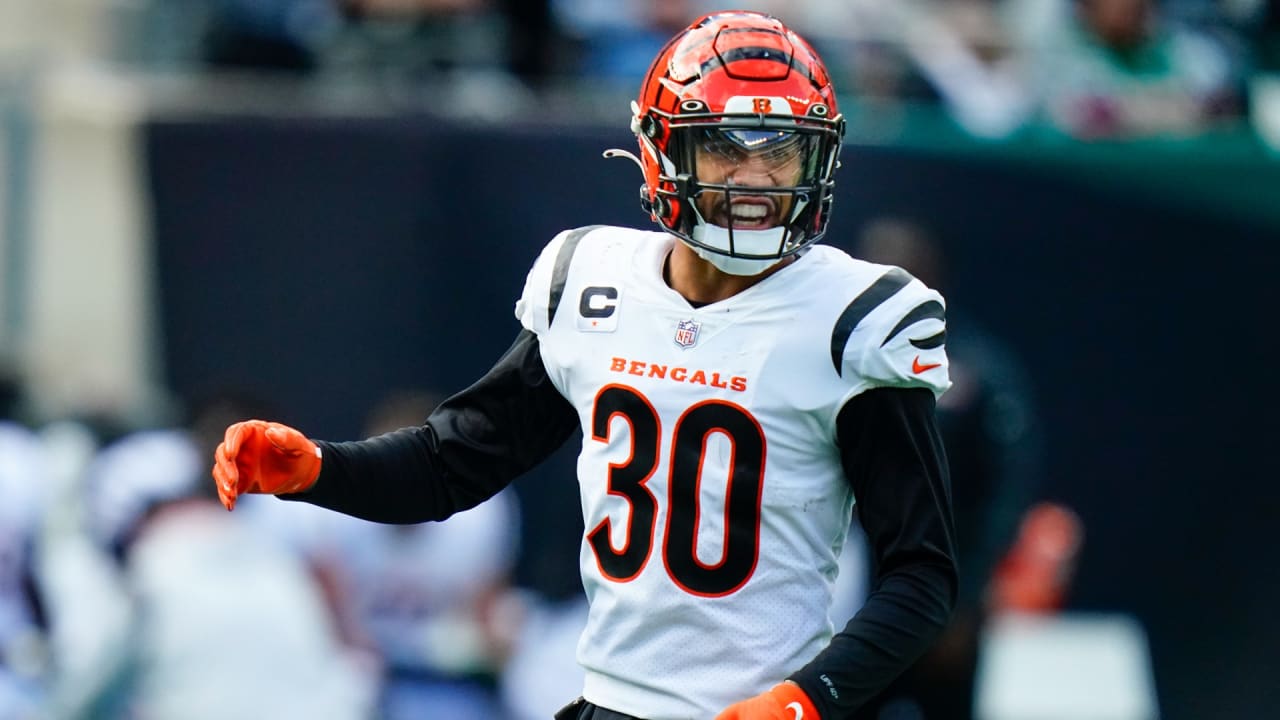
[0,1,1259,718]
[3,0,1280,139]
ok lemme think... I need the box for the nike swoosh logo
[912,355,941,374]
[786,701,804,720]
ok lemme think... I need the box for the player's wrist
[770,682,820,720]
[290,442,322,493]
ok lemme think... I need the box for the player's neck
[665,241,794,306]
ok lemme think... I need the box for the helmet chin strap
[688,224,788,276]
[689,240,786,276]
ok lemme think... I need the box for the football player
[213,11,957,720]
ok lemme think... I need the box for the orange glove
[212,419,321,511]
[716,682,820,720]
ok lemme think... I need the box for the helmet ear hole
[680,99,707,113]
[808,104,830,117]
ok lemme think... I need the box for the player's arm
[216,328,579,523]
[787,386,958,717]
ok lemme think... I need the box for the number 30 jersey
[515,226,951,720]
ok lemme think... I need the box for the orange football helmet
[608,11,846,275]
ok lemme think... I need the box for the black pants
[555,697,645,720]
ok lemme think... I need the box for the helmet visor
[692,128,814,178]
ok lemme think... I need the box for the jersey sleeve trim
[830,267,912,375]
[548,224,605,328]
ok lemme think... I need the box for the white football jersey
[515,226,950,720]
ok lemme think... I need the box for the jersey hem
[583,671,706,720]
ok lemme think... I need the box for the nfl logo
[674,319,701,348]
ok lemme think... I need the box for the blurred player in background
[848,217,1046,719]
[0,373,51,719]
[325,389,521,720]
[212,11,958,720]
[70,405,376,720]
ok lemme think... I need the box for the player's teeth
[731,205,767,219]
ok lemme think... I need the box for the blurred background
[1,1,1278,719]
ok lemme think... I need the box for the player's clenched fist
[716,683,820,720]
[213,419,321,511]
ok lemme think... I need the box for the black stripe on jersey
[830,268,912,376]
[881,300,946,348]
[911,330,946,350]
[548,225,604,328]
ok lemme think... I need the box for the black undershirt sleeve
[788,386,959,719]
[281,329,580,523]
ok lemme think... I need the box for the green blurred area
[841,101,1280,231]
